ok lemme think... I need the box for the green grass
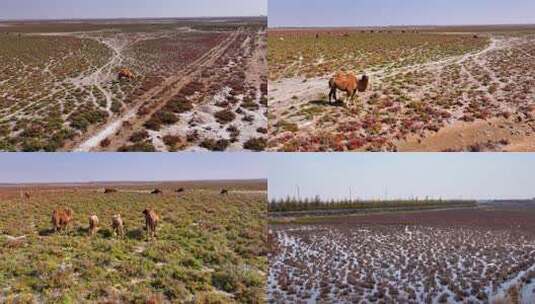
[0,184,267,303]
[268,31,488,80]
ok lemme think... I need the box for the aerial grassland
[0,180,267,303]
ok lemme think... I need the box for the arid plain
[0,18,267,152]
[268,25,535,152]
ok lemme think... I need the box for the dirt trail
[71,30,242,152]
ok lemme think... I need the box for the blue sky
[0,0,266,20]
[0,153,268,183]
[268,153,535,200]
[269,0,535,27]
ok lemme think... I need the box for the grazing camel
[88,215,99,237]
[220,189,229,195]
[51,207,74,233]
[151,189,163,195]
[118,68,135,80]
[142,209,159,240]
[328,72,369,106]
[112,214,124,238]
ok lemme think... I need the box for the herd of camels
[51,207,159,241]
[19,187,231,241]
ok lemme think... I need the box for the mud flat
[268,201,535,303]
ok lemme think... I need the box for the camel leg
[329,87,336,103]
[351,89,357,107]
[345,91,351,107]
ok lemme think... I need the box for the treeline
[269,196,477,213]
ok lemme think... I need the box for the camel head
[358,74,369,92]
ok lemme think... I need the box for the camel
[51,207,74,233]
[118,68,135,80]
[88,215,99,237]
[328,72,369,106]
[220,189,229,195]
[142,209,159,240]
[151,189,163,195]
[112,214,124,238]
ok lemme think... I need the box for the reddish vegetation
[270,202,535,303]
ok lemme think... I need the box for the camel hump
[333,71,356,82]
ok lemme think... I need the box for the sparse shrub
[200,138,230,151]
[163,135,181,149]
[214,110,236,124]
[118,141,156,152]
[227,125,240,141]
[243,137,266,151]
[111,100,122,113]
[100,138,111,147]
[145,110,178,131]
[130,130,150,143]
[165,99,193,113]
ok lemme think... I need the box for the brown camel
[151,189,163,195]
[118,68,135,80]
[51,207,74,233]
[142,209,159,240]
[328,72,369,106]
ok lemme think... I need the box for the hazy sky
[268,153,535,201]
[269,0,535,27]
[0,0,267,20]
[0,153,268,183]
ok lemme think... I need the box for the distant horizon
[270,195,535,202]
[0,178,267,186]
[0,15,266,22]
[268,22,535,29]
